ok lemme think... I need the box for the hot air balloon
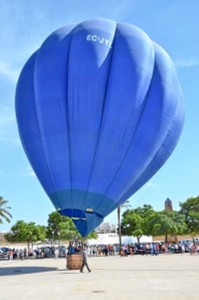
[15,19,184,237]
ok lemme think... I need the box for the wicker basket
[66,253,83,270]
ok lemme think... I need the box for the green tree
[46,211,79,241]
[4,220,46,249]
[180,196,199,236]
[0,196,12,224]
[46,211,98,242]
[121,205,155,243]
[86,231,98,240]
[147,210,187,242]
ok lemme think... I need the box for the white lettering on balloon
[86,34,112,48]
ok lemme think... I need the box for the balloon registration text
[86,34,112,48]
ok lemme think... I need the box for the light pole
[117,206,122,255]
[58,231,61,256]
[117,201,131,256]
[51,230,54,246]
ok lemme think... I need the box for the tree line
[121,196,199,243]
[0,195,199,247]
[4,212,97,249]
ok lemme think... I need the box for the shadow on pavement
[0,266,58,276]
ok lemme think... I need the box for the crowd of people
[1,240,199,261]
[87,240,199,256]
[0,246,67,260]
[119,241,199,256]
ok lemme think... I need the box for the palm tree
[0,196,12,224]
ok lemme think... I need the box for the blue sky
[0,0,198,232]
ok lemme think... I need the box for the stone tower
[164,198,178,243]
[165,198,173,211]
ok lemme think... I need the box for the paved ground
[0,254,199,300]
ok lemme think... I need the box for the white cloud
[105,0,138,20]
[145,181,157,188]
[0,106,15,127]
[174,57,199,68]
[0,62,20,83]
[0,104,20,147]
[0,116,13,130]
[22,167,36,177]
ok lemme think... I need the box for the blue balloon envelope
[15,19,184,236]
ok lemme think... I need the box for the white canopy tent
[88,233,152,246]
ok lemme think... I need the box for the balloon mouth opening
[58,208,104,237]
[50,189,116,236]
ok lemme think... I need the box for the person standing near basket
[80,246,92,273]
